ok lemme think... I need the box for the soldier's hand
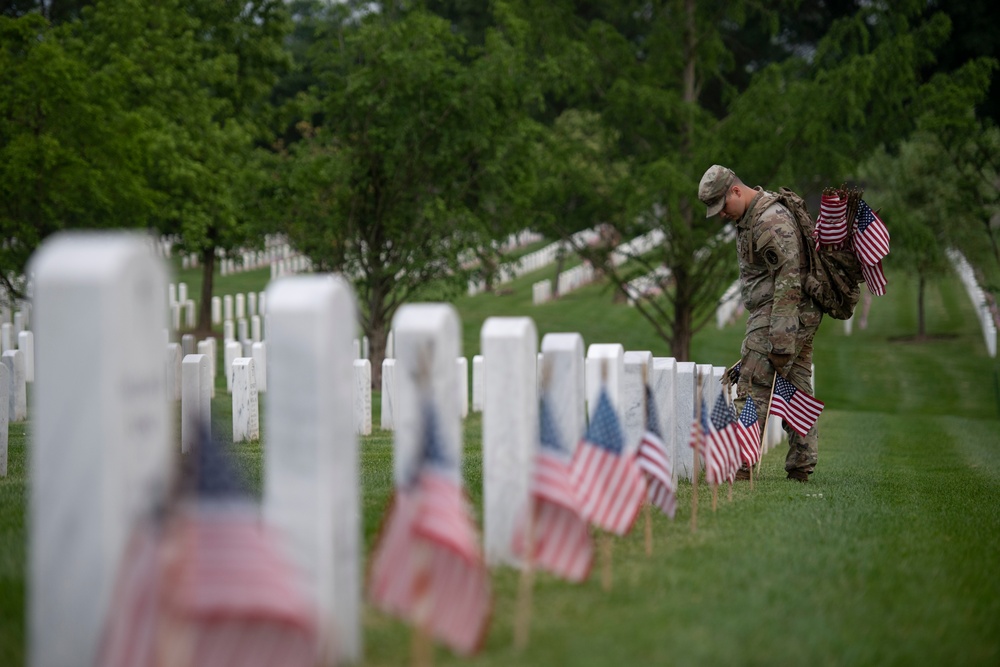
[768,352,793,373]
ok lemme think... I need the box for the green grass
[1,263,999,666]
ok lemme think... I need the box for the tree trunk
[368,318,388,392]
[197,246,216,338]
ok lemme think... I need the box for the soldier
[697,165,821,482]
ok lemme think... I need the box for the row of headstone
[625,266,672,306]
[714,279,742,327]
[467,228,600,296]
[27,232,789,666]
[208,290,269,324]
[947,248,997,358]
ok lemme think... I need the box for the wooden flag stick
[728,480,733,502]
[410,544,434,667]
[712,483,718,512]
[513,500,536,651]
[749,459,755,490]
[758,372,779,459]
[691,371,701,533]
[640,364,653,557]
[601,533,613,591]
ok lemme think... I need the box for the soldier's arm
[754,205,803,356]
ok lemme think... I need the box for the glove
[768,352,793,373]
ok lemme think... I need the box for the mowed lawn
[1,261,998,666]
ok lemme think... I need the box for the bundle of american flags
[814,185,890,296]
[368,400,491,656]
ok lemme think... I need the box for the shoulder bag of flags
[815,186,890,296]
[767,374,824,438]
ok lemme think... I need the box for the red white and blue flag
[768,374,824,438]
[570,387,647,536]
[688,394,709,460]
[816,191,850,247]
[735,396,762,467]
[707,391,738,485]
[511,395,593,582]
[368,401,491,656]
[636,385,677,519]
[100,426,319,667]
[853,199,890,295]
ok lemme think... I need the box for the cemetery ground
[1,260,999,666]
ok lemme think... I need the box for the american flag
[853,199,891,266]
[727,362,742,386]
[636,385,677,519]
[368,401,491,656]
[511,395,593,582]
[862,260,887,296]
[570,387,647,536]
[688,394,709,459]
[768,374,824,438]
[735,396,762,467]
[816,192,850,247]
[100,425,319,667]
[706,392,738,485]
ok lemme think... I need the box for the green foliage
[0,13,158,298]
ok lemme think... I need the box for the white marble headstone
[622,350,653,454]
[251,315,262,343]
[481,316,537,567]
[585,343,624,421]
[224,340,240,393]
[181,354,210,452]
[223,294,234,322]
[264,275,360,662]
[197,338,216,398]
[165,342,181,401]
[456,356,468,418]
[673,361,697,481]
[231,357,259,443]
[650,357,677,468]
[391,303,462,485]
[235,292,246,319]
[1,350,26,423]
[353,358,372,436]
[29,232,171,667]
[472,354,484,412]
[381,358,396,430]
[23,329,55,393]
[0,364,7,477]
[211,295,222,324]
[540,333,586,453]
[250,341,266,394]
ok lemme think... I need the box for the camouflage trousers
[735,328,820,475]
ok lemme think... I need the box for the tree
[512,0,992,359]
[270,7,537,384]
[75,0,291,335]
[0,12,158,302]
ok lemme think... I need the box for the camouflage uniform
[734,189,822,476]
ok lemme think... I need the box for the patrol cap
[698,164,736,218]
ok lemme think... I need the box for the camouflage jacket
[736,189,821,357]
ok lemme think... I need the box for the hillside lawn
[1,258,998,666]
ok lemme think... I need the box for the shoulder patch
[763,248,780,267]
